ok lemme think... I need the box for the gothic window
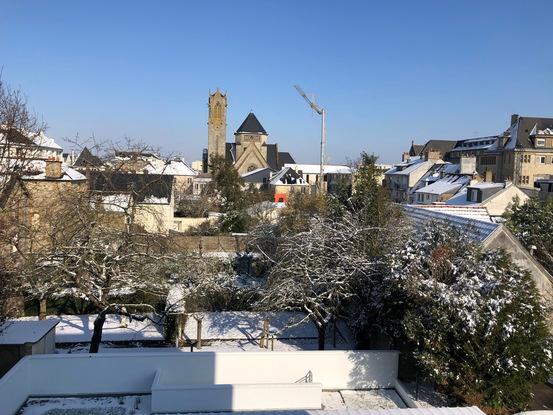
[213,102,222,123]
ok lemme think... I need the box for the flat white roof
[0,320,58,345]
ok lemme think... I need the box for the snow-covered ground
[322,390,405,410]
[18,395,151,415]
[18,390,406,414]
[182,311,353,343]
[18,314,164,343]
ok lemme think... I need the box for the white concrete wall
[0,358,31,415]
[151,369,322,413]
[0,350,399,414]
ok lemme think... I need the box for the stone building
[205,89,295,175]
[425,114,553,190]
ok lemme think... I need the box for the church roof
[74,147,103,168]
[236,112,267,134]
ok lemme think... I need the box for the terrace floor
[18,389,406,414]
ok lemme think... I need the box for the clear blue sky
[1,0,553,164]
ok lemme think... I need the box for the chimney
[484,170,493,183]
[426,150,441,161]
[459,155,476,175]
[45,159,63,179]
[402,152,410,162]
[511,114,519,125]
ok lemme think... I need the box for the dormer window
[536,138,545,147]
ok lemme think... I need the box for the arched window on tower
[213,102,222,123]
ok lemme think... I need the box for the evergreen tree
[506,197,553,274]
[368,224,552,412]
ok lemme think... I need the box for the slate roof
[88,172,174,204]
[236,112,267,134]
[73,147,103,168]
[420,140,458,157]
[409,143,424,156]
[277,152,295,168]
[505,115,553,149]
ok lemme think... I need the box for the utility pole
[294,85,326,193]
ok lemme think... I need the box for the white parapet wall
[151,369,323,413]
[0,350,399,415]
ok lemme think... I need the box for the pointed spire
[236,112,267,134]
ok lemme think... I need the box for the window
[306,174,310,183]
[536,138,545,147]
[538,156,546,164]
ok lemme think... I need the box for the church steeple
[207,88,227,160]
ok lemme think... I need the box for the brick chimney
[45,159,63,179]
[425,150,441,161]
[402,152,410,162]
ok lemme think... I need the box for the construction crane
[294,85,326,193]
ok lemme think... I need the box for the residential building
[0,129,63,164]
[384,157,442,203]
[88,172,175,234]
[241,167,275,191]
[411,157,479,204]
[407,139,457,162]
[442,181,528,218]
[145,158,197,196]
[284,163,352,194]
[270,167,310,203]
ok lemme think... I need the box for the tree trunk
[317,323,326,350]
[89,311,108,353]
[39,299,47,320]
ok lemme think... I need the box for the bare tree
[257,213,378,350]
[0,79,47,325]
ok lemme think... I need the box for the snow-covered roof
[284,164,352,175]
[145,159,197,176]
[0,319,58,345]
[451,136,499,152]
[407,204,492,221]
[270,167,307,185]
[241,167,273,178]
[403,205,499,242]
[22,162,87,182]
[386,159,437,176]
[33,131,63,150]
[18,314,164,343]
[467,182,505,190]
[414,180,463,196]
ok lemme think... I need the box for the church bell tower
[207,88,227,161]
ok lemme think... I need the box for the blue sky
[1,1,553,164]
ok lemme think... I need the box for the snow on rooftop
[33,131,63,150]
[468,182,505,189]
[284,164,353,174]
[17,314,164,343]
[414,181,463,196]
[241,167,272,177]
[145,159,197,176]
[22,162,86,182]
[403,205,499,242]
[0,319,58,345]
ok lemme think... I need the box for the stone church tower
[207,88,227,160]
